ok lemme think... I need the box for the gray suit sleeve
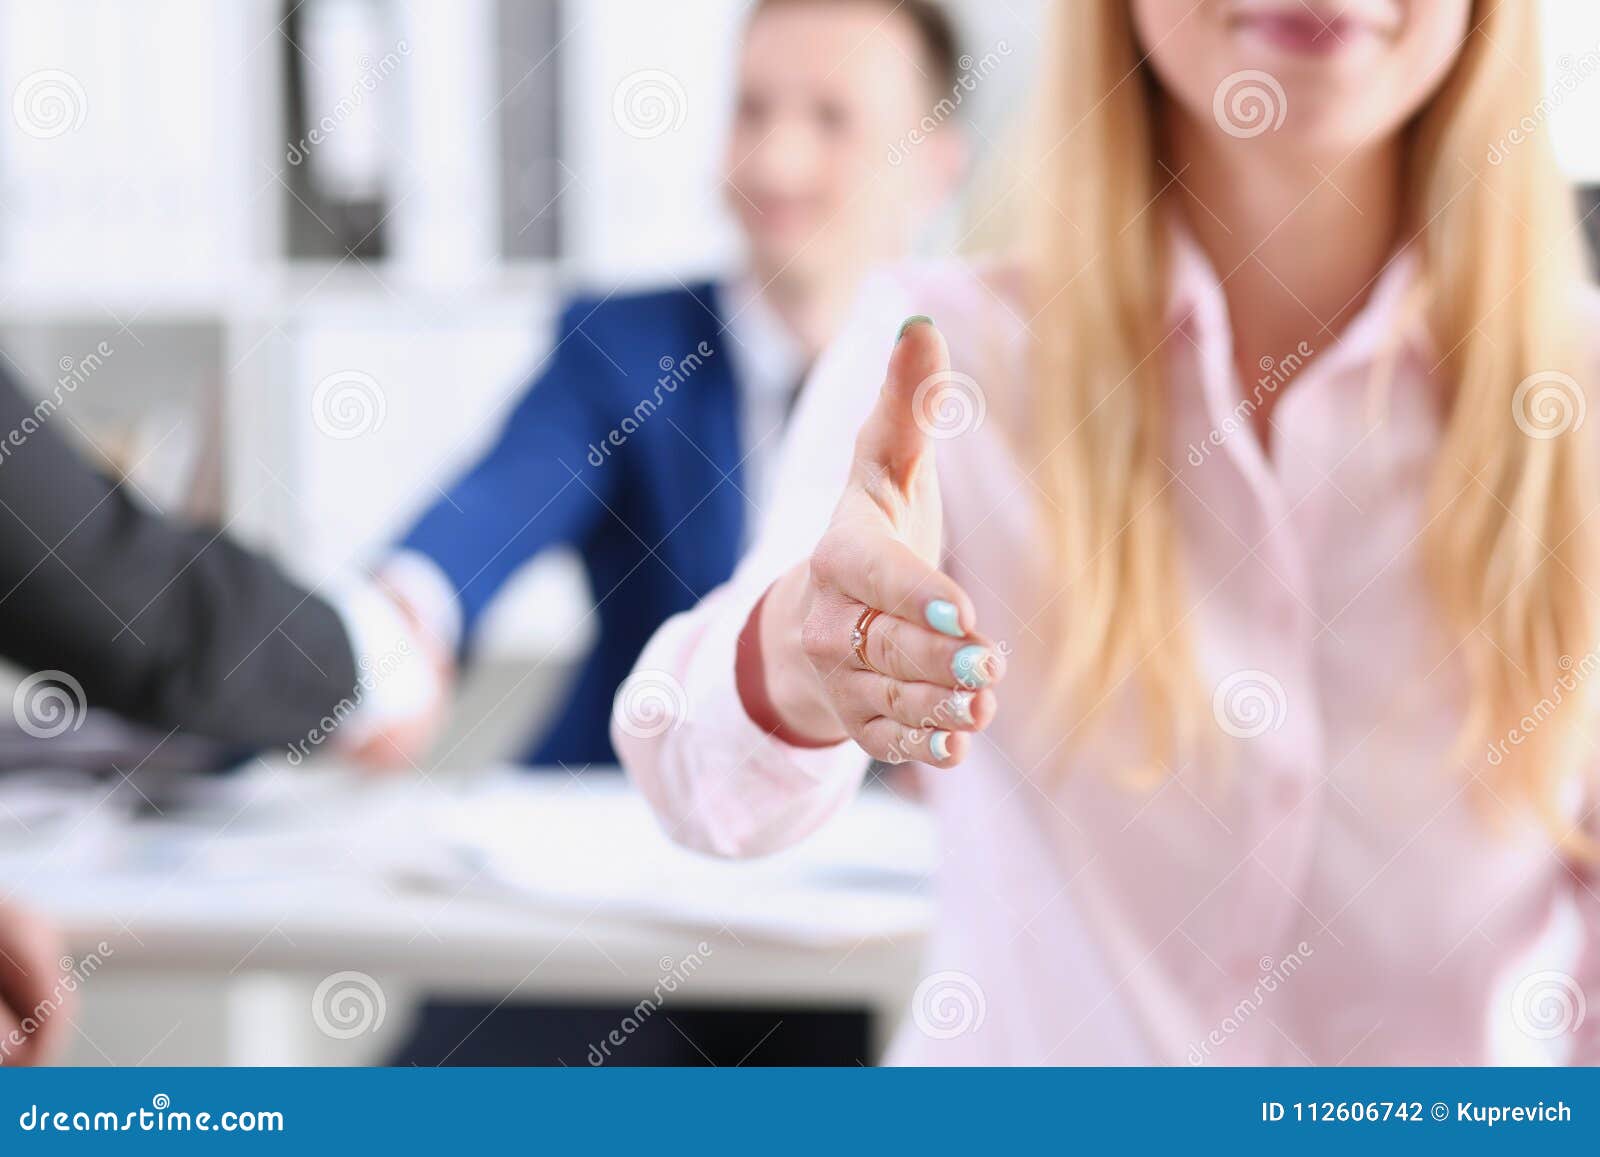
[0,367,358,747]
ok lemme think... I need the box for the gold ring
[850,606,882,672]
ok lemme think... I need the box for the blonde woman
[613,0,1600,1065]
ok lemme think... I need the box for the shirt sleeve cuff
[662,579,870,855]
[380,549,465,654]
[324,578,442,747]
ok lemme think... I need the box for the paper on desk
[0,772,134,875]
[407,780,937,949]
[0,768,451,886]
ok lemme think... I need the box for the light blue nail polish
[930,731,952,762]
[924,599,962,638]
[896,315,934,344]
[952,645,992,688]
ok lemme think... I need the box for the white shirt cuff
[325,578,442,748]
[380,550,465,654]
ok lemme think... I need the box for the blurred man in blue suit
[373,0,966,769]
[384,0,966,1067]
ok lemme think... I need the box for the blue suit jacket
[401,282,752,767]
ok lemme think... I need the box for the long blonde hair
[1025,0,1597,823]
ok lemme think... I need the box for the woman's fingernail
[896,315,934,344]
[929,730,952,762]
[924,599,962,638]
[952,645,993,688]
[946,691,974,727]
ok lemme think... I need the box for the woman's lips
[1234,10,1367,56]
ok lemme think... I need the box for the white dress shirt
[718,274,809,525]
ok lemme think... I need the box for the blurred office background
[0,0,1048,769]
[0,0,1596,1065]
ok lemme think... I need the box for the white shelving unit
[0,0,586,662]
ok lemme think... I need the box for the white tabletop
[0,765,935,1009]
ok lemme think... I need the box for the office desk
[0,766,935,1065]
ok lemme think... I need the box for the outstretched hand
[755,317,1004,767]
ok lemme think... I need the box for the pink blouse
[612,236,1600,1066]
